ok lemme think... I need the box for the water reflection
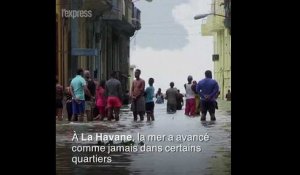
[57,101,231,175]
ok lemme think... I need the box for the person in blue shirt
[145,78,155,121]
[70,68,91,122]
[196,70,219,121]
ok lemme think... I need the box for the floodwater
[56,100,231,175]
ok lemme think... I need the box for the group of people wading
[56,69,220,122]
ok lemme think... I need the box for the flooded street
[56,100,231,175]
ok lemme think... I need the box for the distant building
[201,0,231,99]
[56,0,141,92]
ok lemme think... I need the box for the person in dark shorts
[145,78,155,121]
[56,79,63,121]
[196,70,219,121]
[215,91,220,109]
[70,68,91,122]
[165,82,178,114]
[131,69,146,121]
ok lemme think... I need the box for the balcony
[102,0,123,21]
[124,2,141,30]
[199,0,226,36]
[102,0,140,36]
[201,15,225,36]
[78,0,112,16]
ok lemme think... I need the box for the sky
[130,0,213,93]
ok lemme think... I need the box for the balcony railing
[103,0,141,32]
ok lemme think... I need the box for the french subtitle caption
[70,131,210,165]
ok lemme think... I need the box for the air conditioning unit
[212,54,219,61]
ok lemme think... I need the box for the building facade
[201,0,231,99]
[56,0,141,92]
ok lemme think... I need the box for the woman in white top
[184,75,196,116]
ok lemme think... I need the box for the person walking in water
[155,88,164,104]
[65,80,73,121]
[70,68,91,122]
[83,70,96,121]
[105,71,123,121]
[184,75,196,116]
[131,69,146,121]
[145,78,155,121]
[196,70,219,121]
[226,89,231,101]
[165,82,178,114]
[176,90,184,110]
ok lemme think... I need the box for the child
[155,88,164,104]
[145,78,155,121]
[95,80,106,120]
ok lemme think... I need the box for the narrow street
[55,0,231,174]
[56,100,231,175]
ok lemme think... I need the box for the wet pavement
[56,100,231,175]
